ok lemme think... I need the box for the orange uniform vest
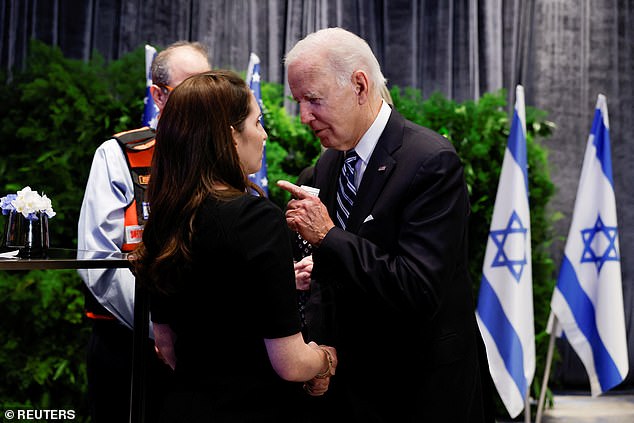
[114,127,156,252]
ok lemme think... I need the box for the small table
[0,247,129,269]
[0,248,148,423]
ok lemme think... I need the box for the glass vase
[3,210,49,258]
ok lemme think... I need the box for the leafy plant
[0,270,90,422]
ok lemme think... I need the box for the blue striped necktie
[335,150,359,230]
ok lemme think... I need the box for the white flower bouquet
[1,186,56,220]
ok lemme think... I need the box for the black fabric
[86,319,173,423]
[293,166,316,335]
[151,194,304,421]
[83,284,113,318]
[113,127,155,148]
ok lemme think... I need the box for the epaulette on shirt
[113,126,155,150]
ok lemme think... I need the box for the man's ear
[352,70,370,105]
[150,85,168,111]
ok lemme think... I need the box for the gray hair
[151,41,210,86]
[285,27,386,98]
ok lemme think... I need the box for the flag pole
[535,314,557,423]
[524,392,531,423]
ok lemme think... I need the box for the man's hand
[277,180,335,246]
[294,255,313,291]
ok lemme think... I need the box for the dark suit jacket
[308,110,491,422]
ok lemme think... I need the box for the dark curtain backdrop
[2,0,634,390]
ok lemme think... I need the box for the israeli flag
[476,85,535,418]
[141,44,159,128]
[246,52,268,195]
[550,94,628,395]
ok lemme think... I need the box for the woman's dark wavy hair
[133,70,263,294]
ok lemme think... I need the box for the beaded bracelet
[314,346,334,379]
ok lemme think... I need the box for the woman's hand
[303,343,337,396]
[153,323,177,370]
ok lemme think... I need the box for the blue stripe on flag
[590,108,613,187]
[141,45,159,128]
[557,255,623,391]
[478,275,527,398]
[246,53,268,195]
[507,111,528,194]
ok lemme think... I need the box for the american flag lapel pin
[378,165,387,172]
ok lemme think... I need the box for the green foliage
[0,41,557,421]
[260,82,321,206]
[0,270,90,422]
[391,86,557,419]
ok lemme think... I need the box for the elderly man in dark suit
[278,27,493,422]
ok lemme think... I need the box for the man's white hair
[285,27,386,99]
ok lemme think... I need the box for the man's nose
[299,103,314,124]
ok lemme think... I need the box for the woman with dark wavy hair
[133,70,336,422]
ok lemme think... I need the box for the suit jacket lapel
[314,149,344,217]
[346,111,405,232]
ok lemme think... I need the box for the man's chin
[316,135,332,147]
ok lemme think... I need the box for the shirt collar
[353,100,392,165]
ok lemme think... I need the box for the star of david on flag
[476,85,535,419]
[245,52,268,195]
[141,44,159,128]
[549,94,628,396]
[580,215,619,272]
[490,210,528,282]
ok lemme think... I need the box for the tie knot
[345,150,359,165]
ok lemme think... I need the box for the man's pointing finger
[277,180,310,200]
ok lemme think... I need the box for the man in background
[77,41,211,422]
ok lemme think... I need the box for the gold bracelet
[314,346,333,379]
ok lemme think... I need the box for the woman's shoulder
[238,194,284,219]
[214,195,289,248]
[201,193,283,221]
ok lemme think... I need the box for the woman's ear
[230,126,239,146]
